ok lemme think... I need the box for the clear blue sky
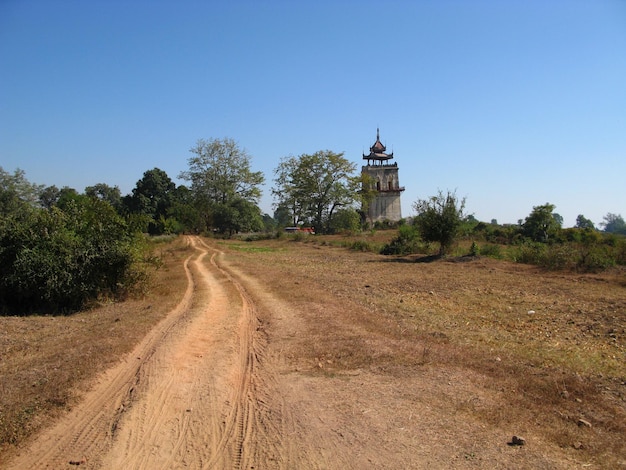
[1,0,625,227]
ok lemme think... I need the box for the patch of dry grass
[222,233,626,467]
[0,237,190,452]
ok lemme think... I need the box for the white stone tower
[361,128,404,224]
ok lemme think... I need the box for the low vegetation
[380,214,626,273]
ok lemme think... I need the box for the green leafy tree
[328,208,361,234]
[0,167,43,215]
[600,213,626,235]
[39,185,61,209]
[522,203,562,242]
[575,214,595,230]
[181,138,264,206]
[123,168,178,234]
[212,197,264,236]
[272,150,359,233]
[85,183,122,211]
[553,213,564,227]
[56,187,83,210]
[168,185,204,233]
[413,189,466,256]
[180,138,265,234]
[272,203,292,228]
[261,213,277,232]
[358,173,379,226]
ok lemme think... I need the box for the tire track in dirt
[4,236,274,469]
[4,237,199,469]
[196,237,266,469]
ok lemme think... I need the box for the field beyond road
[2,234,625,468]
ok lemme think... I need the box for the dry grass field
[1,232,625,468]
[222,232,626,467]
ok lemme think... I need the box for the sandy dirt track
[4,236,596,469]
[5,236,281,469]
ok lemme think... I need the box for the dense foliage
[272,150,360,234]
[178,138,266,235]
[522,203,562,242]
[0,172,146,314]
[412,190,466,256]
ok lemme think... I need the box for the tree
[180,138,264,206]
[179,138,265,234]
[122,168,179,234]
[272,203,293,228]
[522,203,561,242]
[168,185,204,234]
[0,167,43,215]
[261,213,277,232]
[553,213,564,227]
[125,168,176,216]
[328,208,361,234]
[575,214,595,230]
[600,213,626,235]
[412,189,466,256]
[358,173,379,226]
[39,185,61,209]
[272,150,359,233]
[85,183,122,211]
[212,197,264,236]
[55,187,84,210]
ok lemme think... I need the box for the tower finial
[376,127,380,140]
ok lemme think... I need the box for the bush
[0,199,144,314]
[381,225,427,255]
[538,244,577,270]
[345,240,378,252]
[512,241,545,265]
[469,241,479,256]
[479,243,502,258]
[578,245,615,271]
[329,208,361,234]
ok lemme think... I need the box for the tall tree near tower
[272,150,359,233]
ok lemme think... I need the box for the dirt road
[6,236,278,468]
[5,236,597,469]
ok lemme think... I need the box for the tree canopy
[0,174,144,314]
[600,213,626,235]
[181,138,264,206]
[272,150,359,233]
[178,138,266,235]
[123,168,178,234]
[0,167,43,215]
[522,203,562,242]
[412,189,466,256]
[575,214,595,230]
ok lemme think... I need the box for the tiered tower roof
[363,128,393,165]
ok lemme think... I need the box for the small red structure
[284,226,315,234]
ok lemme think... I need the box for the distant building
[361,128,405,223]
